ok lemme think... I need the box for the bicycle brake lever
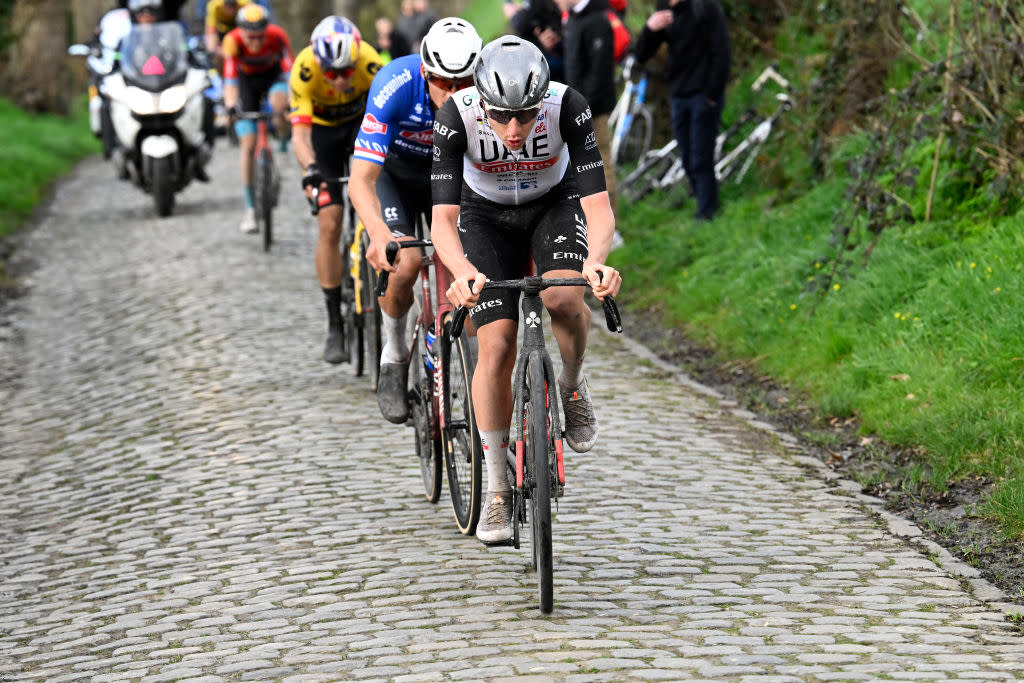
[450,306,469,343]
[374,241,401,297]
[601,295,622,333]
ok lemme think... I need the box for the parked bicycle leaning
[430,36,622,545]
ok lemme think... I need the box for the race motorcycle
[73,21,211,216]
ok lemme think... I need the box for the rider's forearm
[223,84,239,110]
[581,192,615,265]
[349,175,390,244]
[291,125,315,171]
[431,205,475,280]
[204,30,218,55]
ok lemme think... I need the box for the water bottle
[424,328,437,371]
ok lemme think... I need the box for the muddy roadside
[626,302,1024,604]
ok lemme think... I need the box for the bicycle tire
[620,106,653,165]
[258,148,273,252]
[525,354,554,613]
[342,209,362,375]
[440,316,482,535]
[410,323,442,503]
[360,230,383,391]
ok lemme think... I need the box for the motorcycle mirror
[68,44,91,57]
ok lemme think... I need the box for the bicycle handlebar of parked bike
[374,239,433,297]
[448,276,622,342]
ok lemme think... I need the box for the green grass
[0,96,99,239]
[611,136,1024,535]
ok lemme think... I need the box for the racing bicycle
[377,233,483,536]
[238,111,280,252]
[308,173,379,377]
[450,276,622,613]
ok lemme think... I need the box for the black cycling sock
[323,286,342,330]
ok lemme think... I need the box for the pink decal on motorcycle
[142,55,165,76]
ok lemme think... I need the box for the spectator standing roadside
[634,0,730,220]
[373,16,411,63]
[408,0,438,51]
[504,0,565,82]
[395,0,419,50]
[555,0,618,220]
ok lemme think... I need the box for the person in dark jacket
[556,0,618,218]
[504,0,566,82]
[635,0,731,220]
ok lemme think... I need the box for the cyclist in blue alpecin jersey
[349,17,483,425]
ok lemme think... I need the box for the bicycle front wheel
[525,355,554,613]
[360,230,383,391]
[621,106,653,165]
[257,149,273,252]
[441,316,482,535]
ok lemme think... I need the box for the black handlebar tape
[450,306,469,343]
[374,241,401,297]
[602,296,622,333]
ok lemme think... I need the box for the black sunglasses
[485,106,541,125]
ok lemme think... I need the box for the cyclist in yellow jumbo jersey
[290,16,383,364]
[204,0,250,58]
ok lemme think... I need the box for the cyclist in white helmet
[349,17,483,424]
[430,36,621,544]
[290,16,384,364]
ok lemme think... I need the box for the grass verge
[0,96,99,241]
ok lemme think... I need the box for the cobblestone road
[1,146,1023,682]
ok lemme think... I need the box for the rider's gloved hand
[301,163,323,191]
[447,272,486,309]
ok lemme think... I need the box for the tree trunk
[4,0,72,113]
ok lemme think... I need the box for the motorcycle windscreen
[120,21,189,91]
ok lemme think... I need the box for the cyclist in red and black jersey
[222,3,292,233]
[430,36,621,544]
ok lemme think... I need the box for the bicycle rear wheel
[257,148,273,252]
[441,316,482,535]
[524,355,553,613]
[360,230,383,391]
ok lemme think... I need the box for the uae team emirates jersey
[430,82,607,206]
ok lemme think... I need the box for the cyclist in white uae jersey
[430,36,621,545]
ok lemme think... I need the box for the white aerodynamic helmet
[419,17,483,80]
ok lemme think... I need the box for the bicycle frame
[380,228,458,441]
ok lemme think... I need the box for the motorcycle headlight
[159,85,187,114]
[124,86,158,115]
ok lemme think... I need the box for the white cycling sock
[559,354,585,390]
[481,430,511,493]
[380,310,409,365]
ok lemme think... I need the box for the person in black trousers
[634,0,731,220]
